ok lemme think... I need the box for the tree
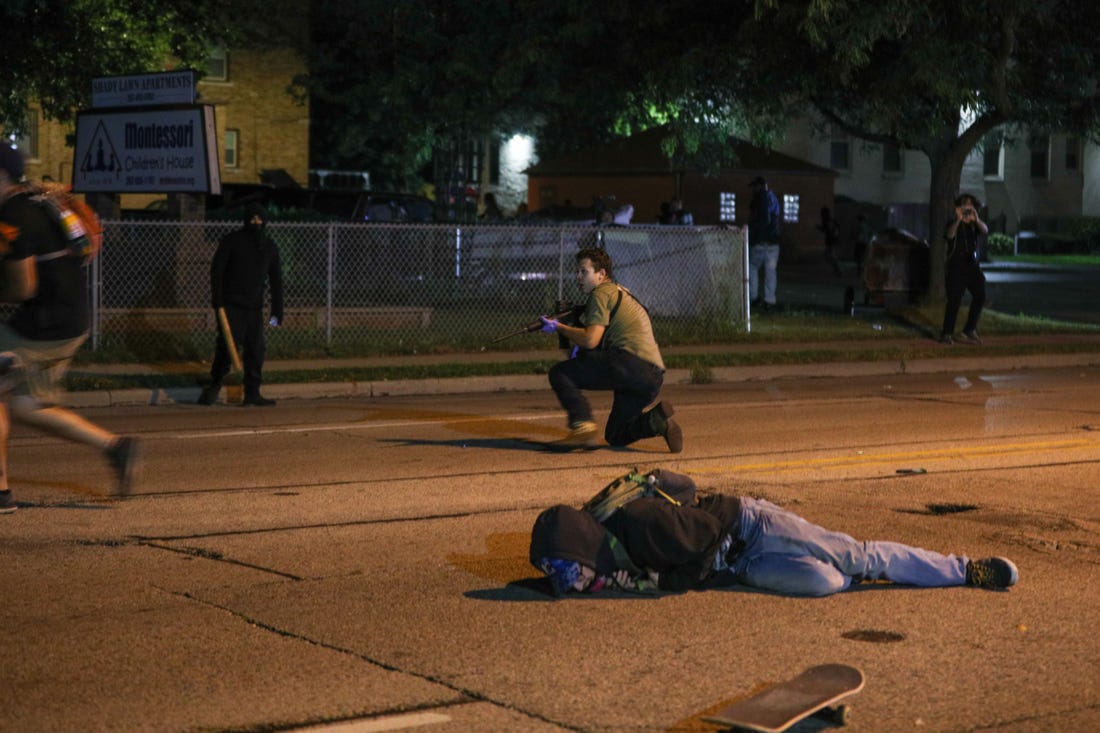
[303,0,647,191]
[714,0,1100,298]
[301,0,1100,291]
[0,0,306,138]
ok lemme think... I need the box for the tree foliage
[0,0,306,137]
[722,0,1100,297]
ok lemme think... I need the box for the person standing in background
[746,177,781,312]
[940,193,988,345]
[199,203,284,406]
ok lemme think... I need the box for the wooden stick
[216,307,243,371]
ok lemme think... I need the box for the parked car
[351,192,435,223]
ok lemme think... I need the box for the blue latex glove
[539,316,559,334]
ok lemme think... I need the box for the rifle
[489,307,577,344]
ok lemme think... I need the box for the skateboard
[703,664,864,732]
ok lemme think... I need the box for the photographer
[940,193,988,345]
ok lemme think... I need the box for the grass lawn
[64,298,1100,392]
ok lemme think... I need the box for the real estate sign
[71,105,221,194]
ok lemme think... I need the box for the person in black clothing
[940,193,988,345]
[817,206,843,277]
[0,146,141,514]
[199,203,284,406]
[530,468,1019,597]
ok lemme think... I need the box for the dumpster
[862,228,930,306]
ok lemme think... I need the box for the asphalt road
[983,264,1100,324]
[3,365,1099,732]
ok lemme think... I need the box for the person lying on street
[530,469,1018,597]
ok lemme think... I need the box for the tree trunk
[922,149,970,304]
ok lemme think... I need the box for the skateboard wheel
[813,705,850,725]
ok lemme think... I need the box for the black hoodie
[210,203,284,318]
[530,475,742,592]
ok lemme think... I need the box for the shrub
[986,233,1014,256]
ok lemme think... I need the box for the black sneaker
[0,490,17,515]
[961,330,982,345]
[106,437,142,497]
[242,393,276,407]
[197,383,221,405]
[650,402,684,454]
[966,557,1018,588]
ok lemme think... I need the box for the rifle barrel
[488,308,575,344]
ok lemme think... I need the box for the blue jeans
[729,498,968,596]
[749,243,780,304]
[548,348,664,446]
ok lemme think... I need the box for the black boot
[242,392,276,407]
[197,382,222,405]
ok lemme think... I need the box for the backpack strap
[605,535,658,594]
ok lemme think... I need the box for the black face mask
[244,216,267,243]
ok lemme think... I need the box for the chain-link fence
[87,221,748,360]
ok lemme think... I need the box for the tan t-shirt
[582,281,664,370]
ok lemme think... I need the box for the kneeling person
[538,247,681,452]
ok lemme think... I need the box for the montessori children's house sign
[71,105,221,194]
[72,70,220,194]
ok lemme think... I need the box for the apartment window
[719,192,736,223]
[829,131,850,171]
[1029,135,1049,179]
[224,129,239,168]
[205,46,229,81]
[782,194,800,223]
[1065,136,1081,171]
[882,143,903,175]
[12,109,38,159]
[983,141,1003,178]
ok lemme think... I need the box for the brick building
[7,46,309,212]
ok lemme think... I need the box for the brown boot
[649,402,684,453]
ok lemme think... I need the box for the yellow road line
[691,438,1096,474]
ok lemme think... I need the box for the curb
[61,351,1100,408]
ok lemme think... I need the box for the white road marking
[288,711,450,732]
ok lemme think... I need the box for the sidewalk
[64,333,1100,408]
